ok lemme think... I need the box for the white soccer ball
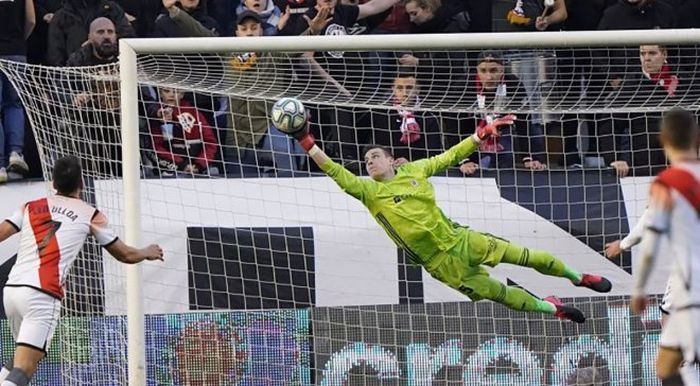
[270,97,307,134]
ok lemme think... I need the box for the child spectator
[148,87,218,176]
[224,10,324,177]
[236,0,291,36]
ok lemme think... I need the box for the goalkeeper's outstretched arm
[290,123,370,201]
[412,115,517,177]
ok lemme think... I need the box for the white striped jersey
[654,162,700,311]
[4,195,118,299]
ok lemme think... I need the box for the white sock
[0,381,18,386]
[0,367,9,382]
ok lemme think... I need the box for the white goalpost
[0,28,698,385]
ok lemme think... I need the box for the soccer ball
[270,97,307,134]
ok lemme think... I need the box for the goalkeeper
[290,115,611,323]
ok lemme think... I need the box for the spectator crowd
[1,0,699,182]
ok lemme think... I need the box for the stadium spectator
[443,50,547,174]
[26,0,61,65]
[555,0,608,167]
[594,0,676,99]
[589,44,681,177]
[207,0,240,36]
[296,0,398,167]
[66,17,118,66]
[371,2,410,34]
[505,0,568,31]
[398,0,470,102]
[498,0,567,167]
[353,67,443,167]
[153,0,219,37]
[46,0,135,66]
[147,87,218,176]
[224,11,326,177]
[114,0,163,37]
[0,0,35,183]
[301,0,401,93]
[597,0,675,30]
[236,0,291,36]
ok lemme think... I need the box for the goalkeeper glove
[286,120,316,152]
[475,114,516,141]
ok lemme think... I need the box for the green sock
[499,285,556,315]
[535,299,556,314]
[562,266,582,284]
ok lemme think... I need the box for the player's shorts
[659,308,700,363]
[425,229,510,301]
[659,278,674,315]
[3,286,61,354]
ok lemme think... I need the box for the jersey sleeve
[4,203,26,231]
[90,210,119,247]
[404,136,480,177]
[319,158,372,202]
[620,206,649,250]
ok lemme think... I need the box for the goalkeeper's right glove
[475,114,516,141]
[288,120,316,152]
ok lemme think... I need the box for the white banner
[92,177,658,314]
[0,177,667,315]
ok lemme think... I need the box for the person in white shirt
[0,156,163,386]
[606,209,700,385]
[630,108,700,386]
[606,208,675,316]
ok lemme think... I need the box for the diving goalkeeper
[290,115,611,323]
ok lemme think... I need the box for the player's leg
[657,347,685,386]
[467,231,611,293]
[0,287,60,385]
[657,308,697,386]
[449,266,585,323]
[0,287,22,383]
[1,346,44,386]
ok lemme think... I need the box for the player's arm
[291,123,370,201]
[631,182,673,314]
[412,115,516,177]
[0,221,19,243]
[357,0,399,20]
[91,210,164,264]
[163,0,217,37]
[104,239,164,264]
[605,206,649,258]
[0,204,25,243]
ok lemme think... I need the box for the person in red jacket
[149,87,218,176]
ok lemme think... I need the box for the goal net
[0,30,698,384]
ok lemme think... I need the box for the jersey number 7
[38,220,62,253]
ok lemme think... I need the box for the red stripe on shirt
[27,198,63,298]
[656,167,700,214]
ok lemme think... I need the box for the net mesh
[0,40,697,384]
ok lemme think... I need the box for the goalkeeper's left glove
[475,114,516,141]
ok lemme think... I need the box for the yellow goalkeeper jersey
[320,137,479,265]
